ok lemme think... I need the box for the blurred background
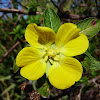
[0,0,100,100]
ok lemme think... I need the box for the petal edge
[25,23,55,48]
[20,59,46,80]
[48,57,83,89]
[60,33,89,56]
[16,47,42,67]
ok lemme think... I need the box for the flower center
[42,48,60,64]
[47,49,60,64]
[48,49,56,57]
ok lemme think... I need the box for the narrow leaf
[77,18,100,38]
[1,84,16,96]
[13,60,20,73]
[0,75,11,81]
[44,8,60,32]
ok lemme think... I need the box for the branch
[10,0,14,9]
[51,0,87,20]
[58,11,87,20]
[0,8,42,15]
[0,8,86,20]
[51,0,60,11]
[16,1,28,9]
[0,41,20,63]
[95,0,99,12]
[14,15,21,27]
[41,75,100,100]
[69,14,86,20]
[58,0,65,12]
[0,13,5,18]
[0,8,27,14]
[80,75,100,88]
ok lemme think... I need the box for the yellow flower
[16,23,89,89]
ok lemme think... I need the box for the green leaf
[79,76,89,85]
[38,81,50,97]
[44,8,60,32]
[77,17,100,38]
[81,56,91,71]
[85,51,100,71]
[76,76,89,86]
[91,60,100,71]
[13,60,20,73]
[27,0,38,14]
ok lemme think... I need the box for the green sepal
[46,61,51,77]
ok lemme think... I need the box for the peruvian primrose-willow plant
[16,23,89,89]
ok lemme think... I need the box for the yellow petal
[16,47,43,67]
[20,59,46,80]
[48,57,82,89]
[25,23,55,48]
[60,33,89,56]
[55,23,81,48]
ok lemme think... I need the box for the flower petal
[20,59,46,80]
[25,23,55,48]
[16,47,43,67]
[60,33,89,56]
[48,57,82,89]
[55,23,81,48]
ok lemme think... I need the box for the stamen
[49,58,54,64]
[44,55,48,62]
[54,55,60,61]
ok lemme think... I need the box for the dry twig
[0,8,27,14]
[41,75,100,100]
[0,41,20,63]
[0,8,87,20]
[0,8,43,15]
[10,0,14,9]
